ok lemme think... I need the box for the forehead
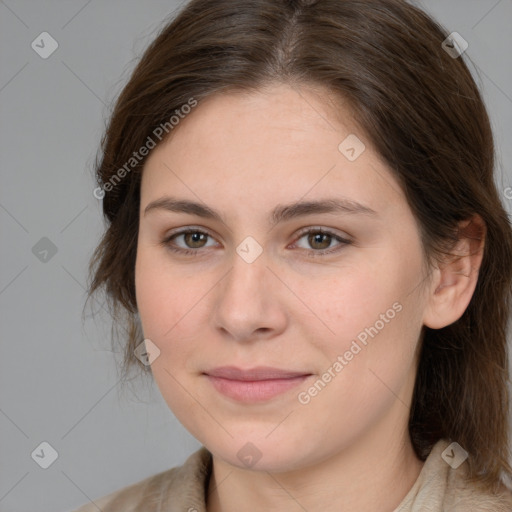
[141,84,404,218]
[171,83,359,149]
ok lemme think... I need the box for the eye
[160,228,217,256]
[160,226,352,257]
[291,228,352,256]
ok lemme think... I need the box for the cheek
[134,245,214,378]
[135,249,205,428]
[294,280,422,442]
[297,255,418,348]
[296,248,425,392]
[135,244,194,339]
[135,253,170,338]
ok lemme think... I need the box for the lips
[204,366,311,381]
[203,366,313,402]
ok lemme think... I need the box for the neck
[206,423,424,512]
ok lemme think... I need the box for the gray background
[0,1,511,511]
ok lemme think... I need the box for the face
[135,83,431,472]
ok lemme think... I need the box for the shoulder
[70,469,174,512]
[69,446,212,512]
[423,440,512,512]
[444,476,512,511]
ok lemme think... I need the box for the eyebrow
[143,196,377,227]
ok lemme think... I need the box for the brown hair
[86,0,512,491]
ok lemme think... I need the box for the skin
[135,83,485,512]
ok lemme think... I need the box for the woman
[75,0,512,510]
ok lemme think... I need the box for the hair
[86,0,512,492]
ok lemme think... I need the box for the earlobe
[423,215,486,330]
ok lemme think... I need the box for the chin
[202,433,320,473]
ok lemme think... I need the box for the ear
[422,215,486,329]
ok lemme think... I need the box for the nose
[211,248,288,343]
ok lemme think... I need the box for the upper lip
[204,366,312,381]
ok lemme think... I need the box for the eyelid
[162,226,219,248]
[292,225,352,243]
[289,226,352,255]
[161,225,352,256]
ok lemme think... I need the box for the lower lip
[206,375,311,402]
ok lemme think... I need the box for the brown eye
[161,228,216,255]
[308,232,332,250]
[293,228,352,257]
[183,231,209,248]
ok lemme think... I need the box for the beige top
[72,439,512,511]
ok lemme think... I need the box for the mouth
[203,366,313,402]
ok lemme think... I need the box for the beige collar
[75,438,512,511]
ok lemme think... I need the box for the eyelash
[160,227,352,258]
